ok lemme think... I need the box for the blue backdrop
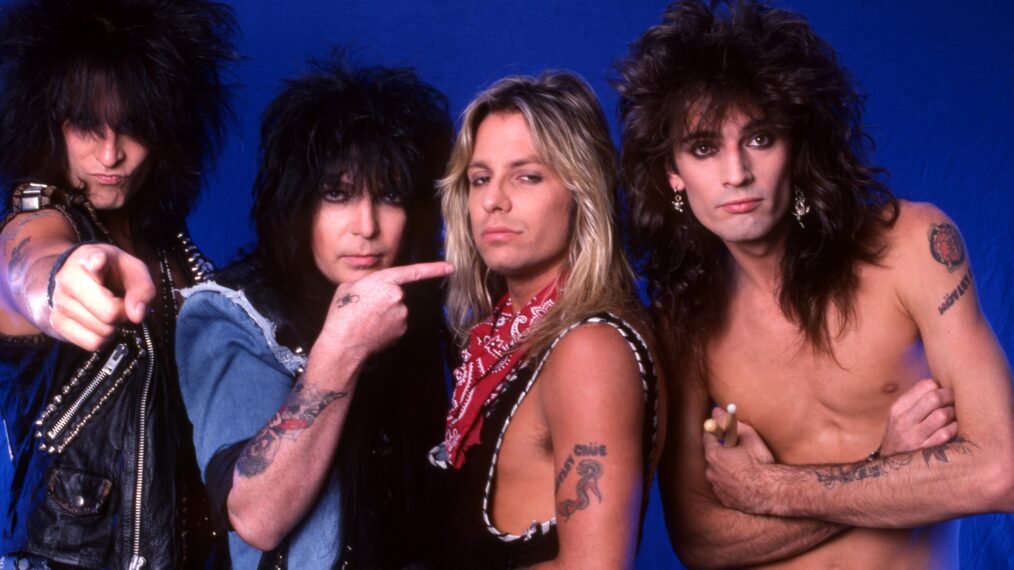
[5,0,1012,567]
[190,3,1012,565]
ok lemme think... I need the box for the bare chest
[707,280,930,463]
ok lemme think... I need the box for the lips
[92,174,125,185]
[481,226,521,242]
[719,198,762,214]
[341,254,383,268]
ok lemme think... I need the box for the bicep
[897,207,1014,439]
[540,325,646,568]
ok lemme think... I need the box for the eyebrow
[681,118,773,142]
[467,155,545,170]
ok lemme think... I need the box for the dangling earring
[671,188,685,214]
[793,187,810,228]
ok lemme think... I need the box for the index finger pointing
[382,261,455,285]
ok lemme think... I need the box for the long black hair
[0,0,236,244]
[615,0,897,363]
[247,53,452,567]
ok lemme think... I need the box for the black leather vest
[0,184,224,569]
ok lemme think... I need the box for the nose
[481,177,511,213]
[96,126,125,168]
[350,196,379,238]
[721,147,755,188]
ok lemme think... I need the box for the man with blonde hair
[430,71,663,569]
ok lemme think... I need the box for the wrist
[46,241,102,306]
[759,464,796,517]
[305,338,369,383]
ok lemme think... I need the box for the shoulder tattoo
[928,222,965,272]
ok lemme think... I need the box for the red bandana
[441,282,558,468]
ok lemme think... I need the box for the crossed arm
[703,204,1014,527]
[660,368,848,568]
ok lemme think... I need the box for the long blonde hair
[440,71,639,355]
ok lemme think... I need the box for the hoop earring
[793,187,810,228]
[671,188,685,214]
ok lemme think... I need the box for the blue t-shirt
[176,283,343,569]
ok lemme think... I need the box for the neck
[723,224,791,293]
[504,266,563,313]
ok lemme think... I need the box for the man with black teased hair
[0,0,235,567]
[617,1,1014,567]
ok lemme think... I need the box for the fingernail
[135,303,146,318]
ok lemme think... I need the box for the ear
[666,169,685,193]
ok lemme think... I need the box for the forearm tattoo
[236,380,347,477]
[556,443,607,521]
[813,436,977,489]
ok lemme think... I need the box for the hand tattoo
[336,293,360,308]
[928,222,965,272]
[236,381,347,477]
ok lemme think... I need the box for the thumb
[702,427,722,455]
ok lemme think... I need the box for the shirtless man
[615,1,1014,567]
[431,72,663,568]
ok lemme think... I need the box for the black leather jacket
[0,184,224,569]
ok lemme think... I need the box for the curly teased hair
[246,52,452,567]
[0,0,236,244]
[615,0,898,359]
[251,52,451,316]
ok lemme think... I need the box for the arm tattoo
[1,211,59,245]
[813,436,977,489]
[928,222,965,272]
[922,435,977,465]
[236,380,347,477]
[7,237,32,283]
[556,443,607,520]
[938,271,972,315]
[336,293,359,308]
[555,455,574,492]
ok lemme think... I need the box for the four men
[0,0,1010,568]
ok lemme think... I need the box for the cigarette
[722,403,738,447]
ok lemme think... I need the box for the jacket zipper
[45,343,128,443]
[128,325,154,570]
